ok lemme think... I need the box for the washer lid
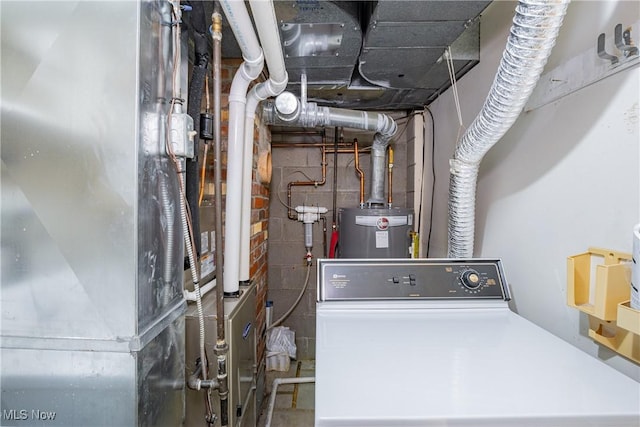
[315,307,640,426]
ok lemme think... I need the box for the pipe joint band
[229,93,249,104]
[270,72,289,90]
[242,50,264,70]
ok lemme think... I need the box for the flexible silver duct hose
[448,0,570,258]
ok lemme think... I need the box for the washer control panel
[318,259,510,301]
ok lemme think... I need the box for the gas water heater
[338,207,413,258]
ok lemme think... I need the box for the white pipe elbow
[184,278,217,302]
[267,73,289,96]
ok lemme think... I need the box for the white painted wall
[426,0,640,379]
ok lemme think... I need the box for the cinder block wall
[267,125,410,359]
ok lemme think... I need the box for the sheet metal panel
[1,0,184,342]
[0,315,184,427]
[1,1,187,424]
[360,1,484,90]
[136,0,186,333]
[1,0,138,341]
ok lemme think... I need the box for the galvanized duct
[263,96,397,205]
[447,0,570,258]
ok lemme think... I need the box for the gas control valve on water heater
[338,207,413,258]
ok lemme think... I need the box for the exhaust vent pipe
[448,0,570,258]
[263,93,396,206]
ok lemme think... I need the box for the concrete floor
[257,360,315,427]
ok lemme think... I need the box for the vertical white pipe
[240,0,288,282]
[220,0,264,294]
[249,0,288,83]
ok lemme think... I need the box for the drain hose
[267,262,312,330]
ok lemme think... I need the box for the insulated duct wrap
[448,0,569,258]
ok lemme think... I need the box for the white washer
[315,259,640,427]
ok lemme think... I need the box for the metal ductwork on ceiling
[217,0,492,110]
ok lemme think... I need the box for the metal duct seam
[447,0,570,258]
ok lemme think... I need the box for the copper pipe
[272,142,354,148]
[388,146,393,208]
[272,130,324,136]
[353,138,365,209]
[286,145,327,219]
[325,148,370,154]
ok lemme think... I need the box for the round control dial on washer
[460,269,482,290]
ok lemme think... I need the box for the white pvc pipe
[183,278,217,302]
[219,0,264,294]
[239,0,288,282]
[249,0,288,86]
[264,376,315,427]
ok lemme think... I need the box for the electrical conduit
[448,0,570,258]
[239,0,288,282]
[165,0,210,393]
[219,0,264,295]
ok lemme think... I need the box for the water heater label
[376,231,389,248]
[355,216,408,227]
